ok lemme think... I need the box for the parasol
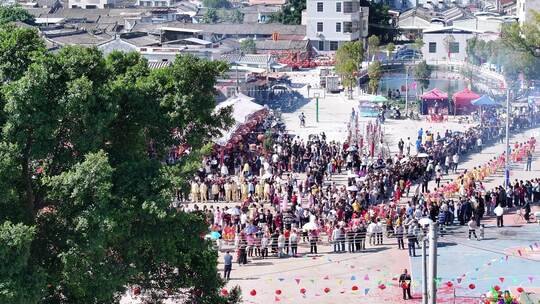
[302,222,318,231]
[417,153,429,158]
[226,208,241,216]
[347,185,359,192]
[210,231,221,240]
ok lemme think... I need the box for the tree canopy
[0,5,35,25]
[269,0,305,25]
[240,38,256,54]
[335,41,364,95]
[0,26,236,304]
[367,60,382,94]
[202,0,231,9]
[466,14,540,82]
[414,60,432,93]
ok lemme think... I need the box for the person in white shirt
[277,233,286,257]
[452,153,459,172]
[289,230,299,256]
[405,137,411,155]
[331,226,341,252]
[476,137,483,152]
[467,219,479,240]
[367,221,377,246]
[376,219,384,245]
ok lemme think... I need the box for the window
[336,22,341,32]
[449,42,459,53]
[317,2,323,12]
[343,21,352,33]
[317,22,323,32]
[343,1,354,13]
[336,2,341,12]
[429,42,436,53]
[318,40,324,50]
[330,41,338,51]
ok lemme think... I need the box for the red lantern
[132,286,141,296]
[494,285,501,291]
[250,289,257,296]
[469,283,476,290]
[446,281,453,288]
[300,288,306,294]
[221,289,229,296]
[352,285,359,291]
[324,287,331,293]
[275,290,282,295]
[517,287,524,293]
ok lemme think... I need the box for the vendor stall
[453,88,480,115]
[420,88,450,115]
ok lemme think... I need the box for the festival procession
[173,65,540,304]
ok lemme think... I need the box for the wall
[421,32,474,62]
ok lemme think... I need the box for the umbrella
[226,208,241,216]
[261,172,273,179]
[302,222,318,231]
[417,153,429,158]
[400,157,410,163]
[244,225,258,234]
[347,146,358,152]
[210,231,221,240]
[370,95,388,102]
[418,217,433,226]
[471,95,499,106]
[347,185,359,192]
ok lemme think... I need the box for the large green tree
[335,41,364,98]
[367,60,382,94]
[269,0,305,25]
[0,5,35,25]
[414,60,432,93]
[0,27,236,304]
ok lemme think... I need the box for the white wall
[305,0,368,51]
[517,0,540,25]
[69,0,114,8]
[421,32,474,62]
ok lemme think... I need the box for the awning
[471,95,499,106]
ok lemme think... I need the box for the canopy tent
[358,102,380,117]
[420,88,449,115]
[214,93,267,145]
[453,88,480,114]
[471,95,499,106]
[370,95,388,103]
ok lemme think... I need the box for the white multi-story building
[516,0,540,25]
[304,0,369,52]
[68,0,115,8]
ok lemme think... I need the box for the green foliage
[386,42,395,53]
[202,8,219,23]
[202,0,231,9]
[414,60,432,93]
[367,35,380,59]
[413,37,424,50]
[502,10,540,58]
[0,5,34,25]
[365,2,398,43]
[269,0,305,25]
[0,26,45,82]
[0,221,43,304]
[367,60,382,94]
[335,41,364,91]
[466,14,540,82]
[0,31,236,303]
[240,38,256,54]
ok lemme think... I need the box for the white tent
[214,93,265,145]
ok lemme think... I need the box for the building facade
[304,0,368,52]
[68,0,115,8]
[421,27,476,62]
[516,0,540,25]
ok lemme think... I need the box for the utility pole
[505,86,511,189]
[314,93,320,123]
[405,66,409,116]
[428,222,438,304]
[422,238,428,304]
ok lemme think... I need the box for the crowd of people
[182,105,540,273]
